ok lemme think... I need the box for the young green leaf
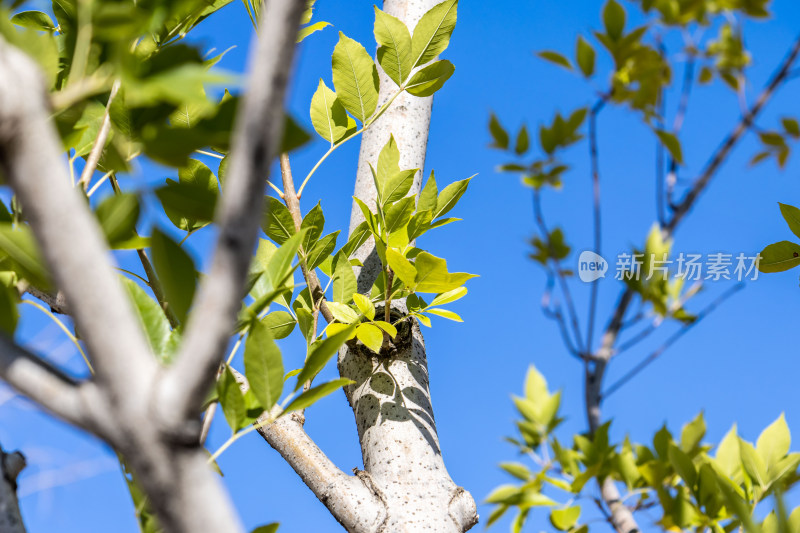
[386,249,418,288]
[326,301,360,324]
[434,177,472,219]
[309,79,349,144]
[576,36,595,77]
[283,378,355,413]
[150,228,197,324]
[294,325,356,391]
[158,159,219,232]
[262,196,296,245]
[218,364,246,432]
[405,59,454,96]
[418,171,438,213]
[779,203,800,239]
[305,231,339,271]
[758,241,800,273]
[430,286,467,306]
[0,224,51,290]
[121,278,172,363]
[331,32,379,124]
[373,320,397,338]
[0,284,18,335]
[603,0,626,40]
[383,169,417,206]
[489,114,509,149]
[515,125,529,156]
[353,293,375,320]
[332,251,357,303]
[301,202,325,251]
[374,6,413,86]
[655,129,683,164]
[425,308,462,321]
[356,323,384,352]
[243,318,284,410]
[756,413,790,467]
[385,196,416,235]
[96,193,140,247]
[550,507,580,531]
[414,251,477,293]
[410,0,458,68]
[261,310,296,339]
[537,51,572,70]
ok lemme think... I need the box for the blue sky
[3,0,800,532]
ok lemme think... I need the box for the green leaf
[425,308,462,321]
[430,287,467,306]
[434,177,472,219]
[655,129,683,164]
[150,229,197,324]
[332,251,357,304]
[297,20,331,42]
[331,32,379,124]
[218,364,246,432]
[514,125,529,155]
[386,249,417,287]
[326,301,360,324]
[262,196,296,245]
[779,203,800,239]
[383,170,417,206]
[96,194,140,247]
[11,11,56,31]
[158,160,219,232]
[550,507,580,531]
[782,118,800,138]
[356,323,384,352]
[418,171,438,213]
[244,318,284,410]
[306,231,339,271]
[294,325,356,391]
[489,114,509,149]
[283,378,354,413]
[405,59,455,96]
[680,412,706,453]
[410,0,458,68]
[740,438,768,488]
[0,224,51,291]
[300,203,325,251]
[373,320,397,338]
[374,6,413,85]
[758,241,800,273]
[715,425,740,478]
[266,230,306,303]
[0,284,18,335]
[414,251,477,293]
[309,79,349,144]
[603,0,626,40]
[537,51,572,70]
[121,278,172,363]
[756,413,791,468]
[499,462,530,481]
[576,36,595,76]
[353,293,375,321]
[261,311,296,339]
[385,196,416,235]
[668,444,697,487]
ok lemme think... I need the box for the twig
[541,271,581,358]
[603,283,743,397]
[586,97,607,353]
[280,153,334,324]
[532,190,584,355]
[77,80,120,191]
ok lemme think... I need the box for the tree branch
[0,36,157,406]
[159,0,306,424]
[0,443,26,533]
[76,79,120,190]
[0,334,104,435]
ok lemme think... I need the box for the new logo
[578,251,607,282]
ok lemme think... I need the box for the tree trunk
[338,1,478,530]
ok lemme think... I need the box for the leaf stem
[21,299,94,374]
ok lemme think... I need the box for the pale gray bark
[0,444,26,533]
[338,1,478,530]
[0,0,305,531]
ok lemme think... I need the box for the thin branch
[533,190,585,355]
[159,0,307,424]
[665,33,800,237]
[586,97,607,353]
[76,79,120,191]
[541,271,581,358]
[0,36,157,404]
[603,283,743,397]
[0,334,103,434]
[280,153,333,324]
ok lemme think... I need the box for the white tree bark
[0,1,305,531]
[338,1,478,530]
